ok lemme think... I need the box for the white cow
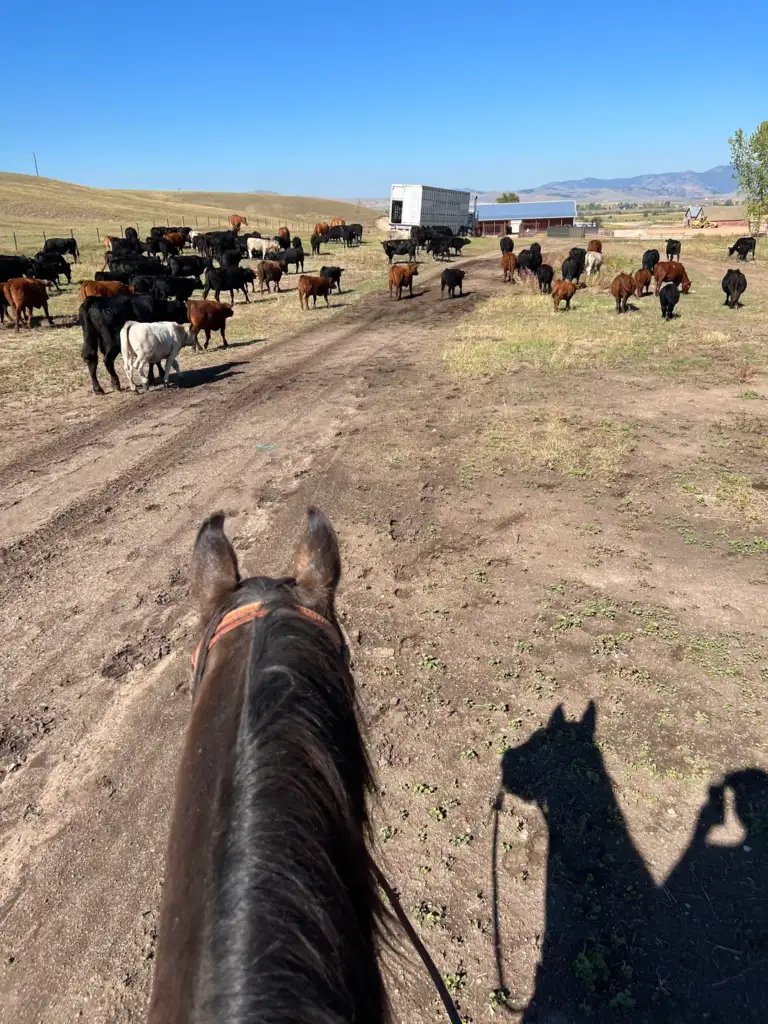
[585,250,604,277]
[188,230,200,245]
[247,236,271,260]
[120,320,193,392]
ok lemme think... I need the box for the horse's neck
[540,747,649,881]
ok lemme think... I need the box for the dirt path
[0,258,492,1023]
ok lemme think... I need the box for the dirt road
[0,259,490,1023]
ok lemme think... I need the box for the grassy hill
[0,173,379,251]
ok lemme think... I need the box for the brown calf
[186,299,234,350]
[276,226,291,241]
[551,280,576,311]
[634,269,652,296]
[314,222,330,236]
[330,218,345,228]
[297,275,334,310]
[2,278,54,332]
[611,273,636,313]
[229,214,248,231]
[388,263,419,300]
[587,239,602,253]
[654,261,691,294]
[256,260,283,294]
[164,232,186,249]
[79,280,133,302]
[501,252,518,282]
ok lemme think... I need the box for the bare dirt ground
[1,245,767,1023]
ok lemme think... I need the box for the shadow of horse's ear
[548,704,567,728]
[581,700,597,736]
[292,508,341,612]
[191,513,240,621]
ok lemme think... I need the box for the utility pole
[32,153,39,177]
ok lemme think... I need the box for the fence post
[96,226,100,242]
[13,232,17,251]
[43,230,47,243]
[120,224,123,237]
[195,215,199,227]
[137,223,140,239]
[207,216,210,227]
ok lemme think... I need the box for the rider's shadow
[498,703,768,1023]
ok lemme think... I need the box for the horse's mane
[198,607,388,1024]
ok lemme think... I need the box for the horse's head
[501,701,597,805]
[190,507,346,667]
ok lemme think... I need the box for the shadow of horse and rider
[496,702,768,1023]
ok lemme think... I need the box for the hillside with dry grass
[0,172,378,249]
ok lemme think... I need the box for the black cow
[450,238,470,255]
[107,255,169,276]
[26,258,68,291]
[666,238,681,261]
[659,281,679,320]
[158,237,179,261]
[129,275,159,295]
[273,247,305,274]
[722,268,747,308]
[220,248,243,268]
[319,266,344,293]
[348,223,363,244]
[199,230,238,259]
[500,236,514,254]
[440,268,465,298]
[517,250,536,276]
[79,295,188,394]
[168,255,210,277]
[311,233,322,256]
[32,251,72,283]
[153,276,203,301]
[43,237,79,262]
[326,226,345,243]
[536,263,554,293]
[642,248,660,273]
[429,225,454,236]
[203,265,254,302]
[110,237,141,258]
[149,226,184,238]
[382,240,416,264]
[0,255,33,282]
[125,227,139,244]
[342,227,357,248]
[292,236,302,250]
[567,247,586,279]
[274,234,292,251]
[727,236,756,262]
[427,237,452,260]
[410,225,430,248]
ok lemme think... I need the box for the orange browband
[192,600,333,670]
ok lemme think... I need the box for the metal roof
[475,201,577,220]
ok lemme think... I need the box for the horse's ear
[191,514,240,621]
[548,704,567,729]
[581,700,597,737]
[292,507,341,611]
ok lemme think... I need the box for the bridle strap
[373,862,464,1024]
[192,600,335,672]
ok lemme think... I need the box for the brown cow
[276,226,291,241]
[611,273,636,313]
[551,280,576,311]
[297,275,335,310]
[164,232,186,249]
[314,222,330,236]
[229,214,248,231]
[634,269,652,297]
[654,261,691,295]
[2,278,54,332]
[388,263,419,300]
[330,218,345,228]
[79,280,134,302]
[256,260,283,294]
[587,239,602,253]
[186,299,234,350]
[501,252,518,282]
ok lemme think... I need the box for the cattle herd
[0,218,759,394]
[0,214,365,393]
[497,234,756,320]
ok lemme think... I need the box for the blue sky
[3,1,767,196]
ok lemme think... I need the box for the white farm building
[389,185,471,233]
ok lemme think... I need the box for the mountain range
[508,165,737,203]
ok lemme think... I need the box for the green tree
[729,122,768,232]
[496,192,520,203]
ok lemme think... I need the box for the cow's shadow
[496,703,768,1022]
[173,361,244,388]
